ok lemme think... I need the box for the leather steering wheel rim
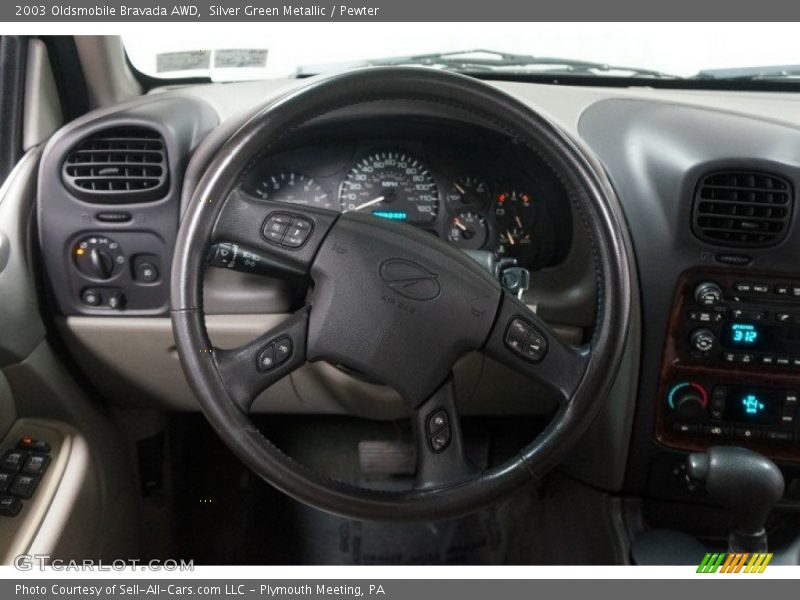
[171,67,632,522]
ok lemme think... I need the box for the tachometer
[339,151,439,225]
[253,172,333,209]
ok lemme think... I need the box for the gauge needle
[505,230,515,245]
[454,182,466,195]
[453,218,467,231]
[514,215,523,229]
[348,196,385,212]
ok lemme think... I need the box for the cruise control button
[257,345,276,371]
[262,213,292,243]
[22,454,49,476]
[522,333,547,362]
[282,219,313,248]
[1,451,24,472]
[9,474,39,499]
[0,495,21,517]
[273,337,292,365]
[427,410,449,436]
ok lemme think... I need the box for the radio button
[792,286,800,297]
[735,282,753,293]
[752,284,770,294]
[738,354,754,364]
[775,312,800,324]
[776,356,791,367]
[781,410,795,425]
[785,392,798,407]
[761,355,775,365]
[775,284,790,296]
[688,310,722,323]
[731,309,766,321]
[723,352,737,363]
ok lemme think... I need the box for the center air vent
[62,127,168,203]
[692,171,793,247]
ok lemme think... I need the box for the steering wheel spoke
[213,307,310,412]
[483,292,590,405]
[412,376,474,489]
[211,188,339,276]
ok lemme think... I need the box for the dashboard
[238,122,571,271]
[29,75,800,501]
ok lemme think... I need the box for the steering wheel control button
[0,496,22,517]
[283,217,314,248]
[262,213,293,244]
[504,317,548,362]
[81,288,101,306]
[429,427,452,453]
[257,345,276,371]
[262,212,315,249]
[505,318,531,351]
[274,338,292,365]
[426,410,449,436]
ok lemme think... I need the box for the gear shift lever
[687,446,784,553]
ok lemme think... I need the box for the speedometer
[339,151,439,225]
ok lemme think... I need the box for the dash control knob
[690,328,716,354]
[668,382,708,421]
[74,236,124,280]
[694,281,723,307]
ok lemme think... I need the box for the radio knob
[694,281,723,307]
[690,328,716,353]
[668,382,708,421]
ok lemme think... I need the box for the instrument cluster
[241,140,565,270]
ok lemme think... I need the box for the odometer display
[339,151,439,225]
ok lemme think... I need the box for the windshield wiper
[296,49,679,79]
[694,65,800,81]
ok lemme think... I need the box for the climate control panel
[666,380,799,444]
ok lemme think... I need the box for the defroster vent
[62,127,168,202]
[692,171,793,247]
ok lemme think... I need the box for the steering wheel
[171,67,632,521]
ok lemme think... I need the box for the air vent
[692,171,793,247]
[62,127,168,202]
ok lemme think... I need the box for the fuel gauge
[447,211,489,250]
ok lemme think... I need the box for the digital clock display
[722,321,770,350]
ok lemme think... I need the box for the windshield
[124,23,800,84]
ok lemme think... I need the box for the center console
[657,268,800,462]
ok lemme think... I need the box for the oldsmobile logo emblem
[378,259,441,301]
